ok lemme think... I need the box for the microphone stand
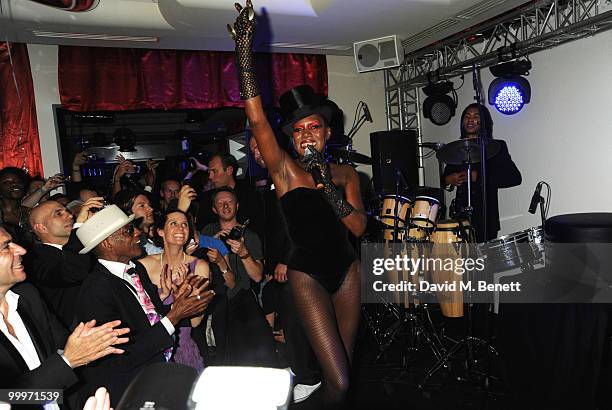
[393,169,401,242]
[538,196,546,227]
[393,167,410,242]
[473,64,488,242]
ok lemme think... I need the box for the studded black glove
[227,0,260,100]
[302,147,354,219]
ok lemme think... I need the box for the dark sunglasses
[113,223,136,237]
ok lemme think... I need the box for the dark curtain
[58,46,328,112]
[0,43,44,176]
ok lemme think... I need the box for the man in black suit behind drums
[443,103,522,242]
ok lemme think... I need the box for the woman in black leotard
[228,2,367,406]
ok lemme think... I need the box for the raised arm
[229,1,288,183]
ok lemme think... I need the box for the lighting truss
[385,0,612,130]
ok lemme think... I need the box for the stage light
[488,60,532,115]
[423,81,457,126]
[189,367,292,410]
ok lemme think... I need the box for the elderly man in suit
[0,225,129,409]
[75,205,214,406]
[25,197,103,328]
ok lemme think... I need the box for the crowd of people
[0,133,341,406]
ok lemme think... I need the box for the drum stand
[418,267,500,400]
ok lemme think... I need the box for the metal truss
[385,0,612,130]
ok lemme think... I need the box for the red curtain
[0,43,44,176]
[58,46,328,112]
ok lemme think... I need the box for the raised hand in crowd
[273,263,288,283]
[112,155,136,196]
[144,159,158,188]
[21,173,66,208]
[72,152,87,183]
[166,274,214,325]
[82,387,112,410]
[76,197,106,223]
[177,184,197,213]
[63,319,130,368]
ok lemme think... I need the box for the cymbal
[436,138,500,165]
[326,146,372,165]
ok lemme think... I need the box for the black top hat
[279,85,333,136]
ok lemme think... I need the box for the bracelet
[240,253,250,260]
[220,267,229,274]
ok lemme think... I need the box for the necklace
[160,251,187,272]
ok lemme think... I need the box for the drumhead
[382,194,411,203]
[414,196,440,205]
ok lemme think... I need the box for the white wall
[421,29,612,236]
[327,55,387,177]
[27,44,62,176]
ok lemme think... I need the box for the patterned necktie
[127,267,172,362]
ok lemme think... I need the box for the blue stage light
[493,82,525,114]
[488,61,532,115]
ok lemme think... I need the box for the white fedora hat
[77,205,136,254]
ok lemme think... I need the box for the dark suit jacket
[443,139,522,241]
[75,261,173,407]
[25,230,94,328]
[0,283,78,409]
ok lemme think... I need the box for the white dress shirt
[0,290,60,410]
[98,259,174,335]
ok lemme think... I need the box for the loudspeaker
[370,130,418,194]
[354,35,404,73]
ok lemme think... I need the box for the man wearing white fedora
[74,205,214,406]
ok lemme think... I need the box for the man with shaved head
[24,197,103,327]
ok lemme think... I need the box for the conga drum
[380,195,411,241]
[410,196,440,228]
[430,220,465,318]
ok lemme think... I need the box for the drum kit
[359,137,547,392]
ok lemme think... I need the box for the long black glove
[227,0,260,100]
[302,146,354,219]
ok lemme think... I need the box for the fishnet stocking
[288,261,361,406]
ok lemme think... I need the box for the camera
[220,220,250,248]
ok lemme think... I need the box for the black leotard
[280,187,357,293]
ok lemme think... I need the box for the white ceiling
[0,0,530,55]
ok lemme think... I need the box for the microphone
[419,142,443,150]
[363,103,373,123]
[528,182,543,214]
[304,146,325,190]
